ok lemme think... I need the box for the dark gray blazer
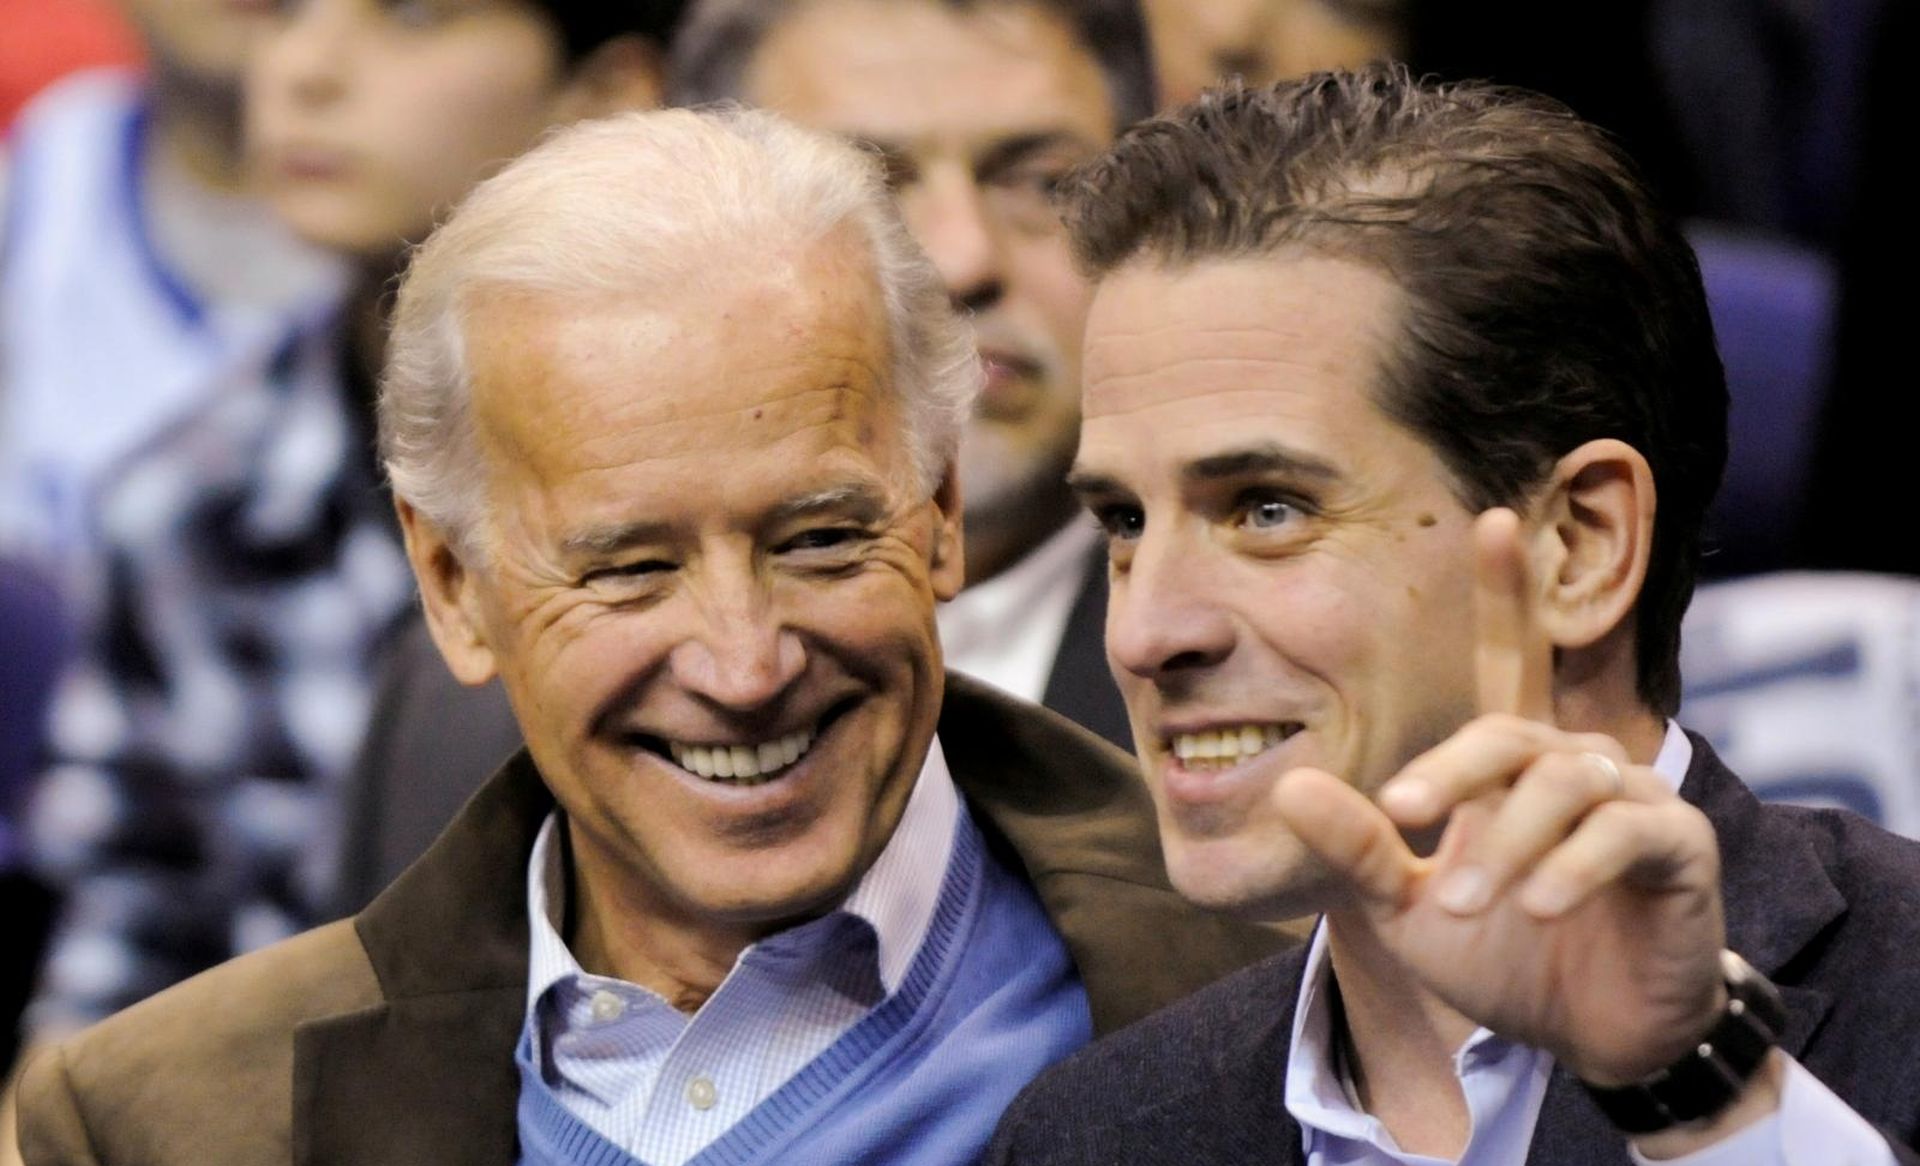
[986,737,1920,1165]
[333,545,1127,915]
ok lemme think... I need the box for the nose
[258,1,352,109]
[667,574,807,711]
[1106,525,1237,683]
[908,165,1004,314]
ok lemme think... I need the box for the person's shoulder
[17,920,380,1164]
[1740,788,1920,930]
[8,66,142,146]
[989,948,1304,1160]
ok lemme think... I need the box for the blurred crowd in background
[0,0,1911,1080]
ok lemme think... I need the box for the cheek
[1007,239,1093,364]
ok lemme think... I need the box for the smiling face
[746,0,1115,580]
[426,233,963,942]
[247,0,571,259]
[1073,253,1482,918]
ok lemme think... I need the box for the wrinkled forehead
[461,238,904,482]
[1075,253,1417,482]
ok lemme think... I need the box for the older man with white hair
[13,108,1281,1166]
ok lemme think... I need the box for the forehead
[1078,254,1420,476]
[463,236,900,492]
[745,0,1114,145]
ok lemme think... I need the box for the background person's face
[439,235,963,939]
[1074,254,1482,919]
[1141,0,1402,111]
[247,0,568,259]
[117,0,272,87]
[747,0,1115,580]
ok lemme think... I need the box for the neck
[962,483,1078,587]
[564,830,763,1013]
[146,64,249,194]
[1323,908,1477,1158]
[1553,628,1671,766]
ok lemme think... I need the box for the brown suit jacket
[19,675,1289,1165]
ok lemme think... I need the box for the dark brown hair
[1060,63,1727,714]
[669,0,1156,126]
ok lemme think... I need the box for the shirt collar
[937,519,1097,651]
[524,733,962,1015]
[1283,719,1695,1137]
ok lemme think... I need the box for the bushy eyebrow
[1183,444,1341,486]
[1069,442,1342,503]
[848,130,1098,178]
[766,482,891,527]
[559,483,891,558]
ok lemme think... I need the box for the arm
[1276,510,1906,1162]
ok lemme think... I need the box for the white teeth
[666,728,816,784]
[1168,723,1300,771]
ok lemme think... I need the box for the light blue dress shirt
[520,736,961,1166]
[1285,722,1896,1165]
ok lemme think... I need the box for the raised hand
[1269,508,1726,1086]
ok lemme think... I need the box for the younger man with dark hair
[989,66,1920,1164]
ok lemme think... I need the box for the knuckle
[1571,732,1630,764]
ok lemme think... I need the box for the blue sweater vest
[515,805,1093,1165]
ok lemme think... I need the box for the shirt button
[686,1076,718,1111]
[588,990,625,1023]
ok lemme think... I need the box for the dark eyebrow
[1184,444,1342,486]
[1066,467,1129,501]
[974,131,1098,178]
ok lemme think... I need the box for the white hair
[379,105,982,555]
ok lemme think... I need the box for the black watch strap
[1583,950,1787,1135]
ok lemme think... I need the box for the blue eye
[1236,492,1309,532]
[1244,500,1294,528]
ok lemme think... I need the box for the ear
[927,462,966,602]
[1526,438,1655,651]
[397,497,501,687]
[552,34,666,121]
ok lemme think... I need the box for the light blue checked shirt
[1286,722,1894,1166]
[521,736,960,1166]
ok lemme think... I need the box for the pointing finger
[1474,508,1554,724]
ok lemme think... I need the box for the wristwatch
[1582,949,1788,1135]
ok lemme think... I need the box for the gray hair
[668,0,1157,125]
[379,106,981,556]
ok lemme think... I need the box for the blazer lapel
[1038,546,1132,752]
[1524,737,1842,1165]
[295,754,555,1165]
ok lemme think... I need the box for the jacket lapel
[294,754,555,1165]
[1038,546,1133,752]
[1523,736,1842,1165]
[939,674,1291,1033]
